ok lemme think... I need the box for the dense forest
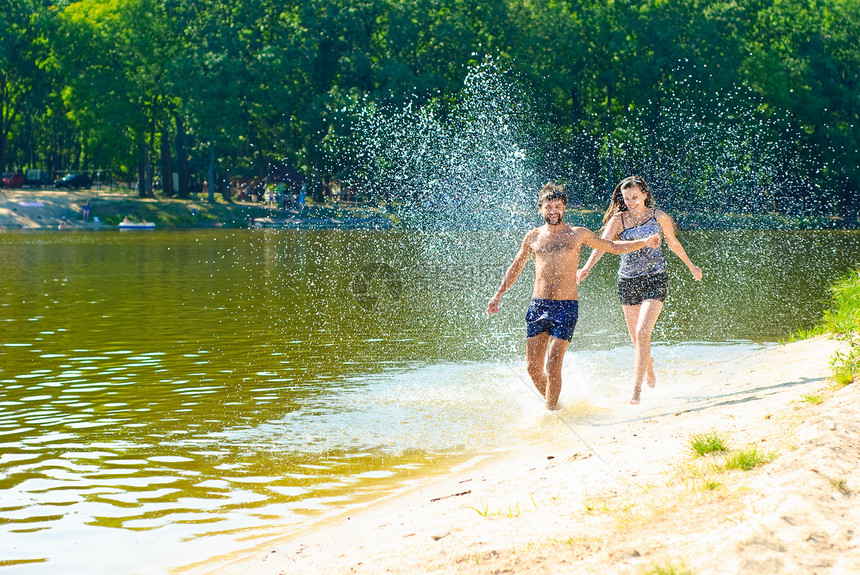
[1,0,858,220]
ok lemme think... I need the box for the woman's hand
[689,265,703,281]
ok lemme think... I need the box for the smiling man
[486,182,660,410]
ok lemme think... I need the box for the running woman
[577,176,703,404]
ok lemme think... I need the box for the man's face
[538,198,565,226]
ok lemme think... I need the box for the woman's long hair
[601,176,655,227]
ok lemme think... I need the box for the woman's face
[621,185,647,211]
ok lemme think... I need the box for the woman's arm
[656,211,702,280]
[577,215,622,284]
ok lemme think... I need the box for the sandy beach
[179,335,858,575]
[0,189,392,230]
[0,189,96,229]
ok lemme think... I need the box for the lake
[1,227,858,573]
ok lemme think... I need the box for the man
[487,183,660,410]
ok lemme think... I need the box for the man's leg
[526,333,550,397]
[543,336,570,410]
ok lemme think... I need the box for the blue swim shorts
[526,299,579,341]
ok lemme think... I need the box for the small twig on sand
[430,490,472,503]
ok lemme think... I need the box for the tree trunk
[145,144,153,197]
[175,115,190,198]
[138,142,151,198]
[207,141,215,203]
[220,173,230,202]
[137,150,146,198]
[160,127,174,197]
[0,130,7,172]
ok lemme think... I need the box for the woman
[577,176,703,404]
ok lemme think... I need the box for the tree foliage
[2,0,857,219]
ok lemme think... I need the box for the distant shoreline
[0,189,394,230]
[0,189,855,231]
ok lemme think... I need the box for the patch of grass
[821,270,859,385]
[787,325,823,342]
[583,497,636,522]
[820,270,860,335]
[467,501,528,518]
[827,476,851,496]
[688,432,729,457]
[830,332,860,386]
[701,478,721,491]
[801,394,824,405]
[792,268,859,385]
[466,504,489,517]
[641,562,692,575]
[722,446,774,471]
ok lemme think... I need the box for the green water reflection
[0,228,857,572]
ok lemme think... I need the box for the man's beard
[544,213,563,226]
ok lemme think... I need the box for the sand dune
[185,336,858,575]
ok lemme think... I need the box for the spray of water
[332,57,824,227]
[607,66,821,217]
[333,58,549,230]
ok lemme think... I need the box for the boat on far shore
[118,220,156,230]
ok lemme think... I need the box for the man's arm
[487,232,533,316]
[577,215,623,284]
[582,229,660,254]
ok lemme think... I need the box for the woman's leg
[622,300,664,403]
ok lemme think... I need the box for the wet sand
[182,335,859,574]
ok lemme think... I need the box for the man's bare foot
[646,357,657,389]
[546,402,560,411]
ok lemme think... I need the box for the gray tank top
[617,212,666,279]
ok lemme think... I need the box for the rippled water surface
[0,228,857,572]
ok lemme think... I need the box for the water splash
[335,58,548,229]
[332,58,825,226]
[596,66,822,218]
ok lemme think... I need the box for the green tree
[0,0,47,171]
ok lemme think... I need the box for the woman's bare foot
[629,383,642,404]
[646,357,657,389]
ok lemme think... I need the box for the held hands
[576,268,589,285]
[645,234,661,249]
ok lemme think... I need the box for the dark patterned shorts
[617,272,668,306]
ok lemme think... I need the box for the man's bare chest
[532,233,578,256]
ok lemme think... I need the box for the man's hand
[576,268,590,285]
[645,234,661,249]
[487,296,501,316]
